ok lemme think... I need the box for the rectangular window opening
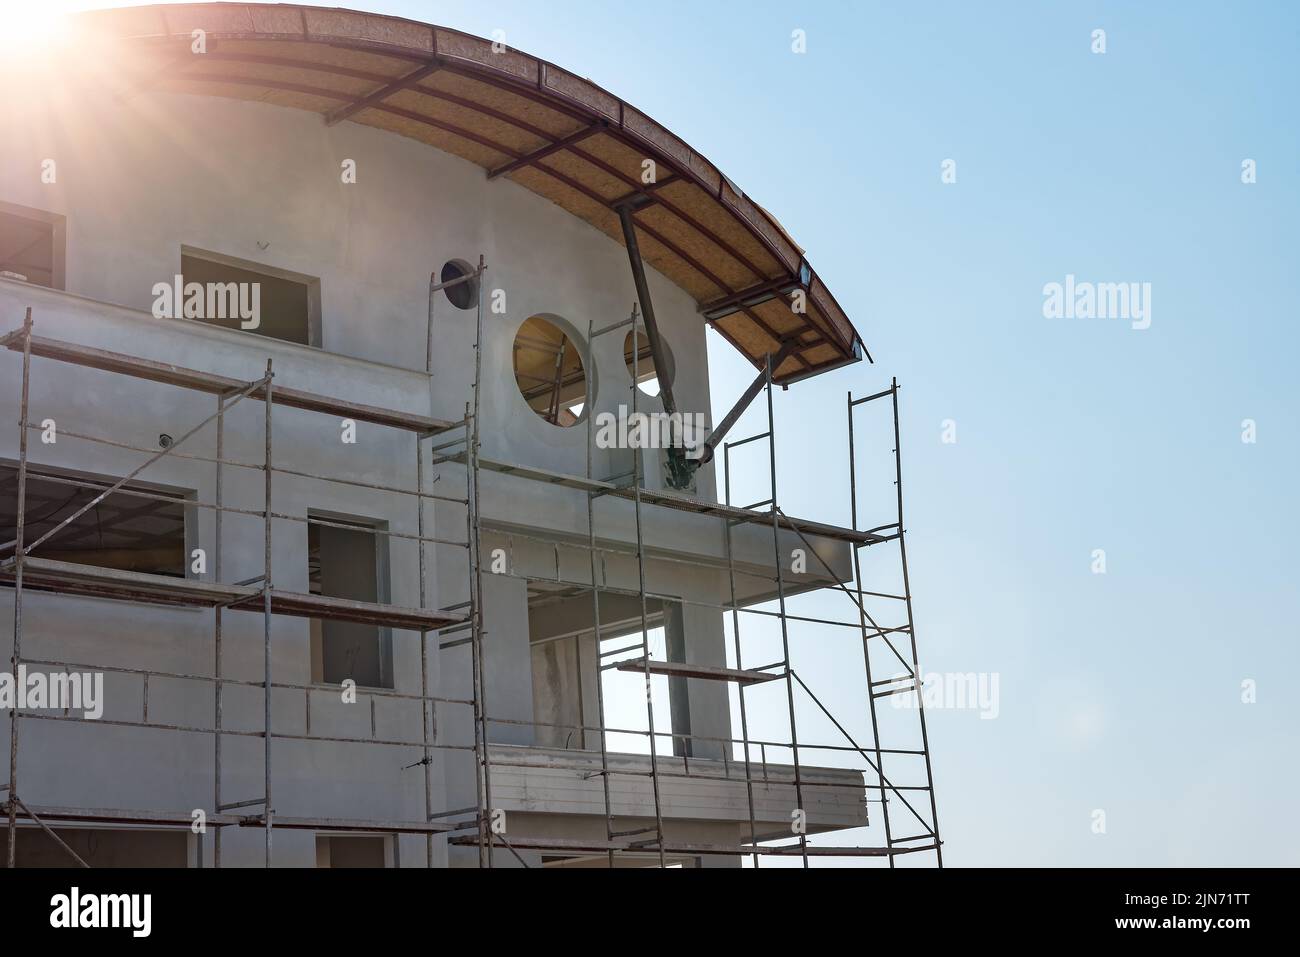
[315,835,389,868]
[527,580,671,753]
[0,201,65,290]
[179,246,321,346]
[0,464,186,578]
[308,513,392,689]
[0,827,187,867]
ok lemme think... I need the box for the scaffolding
[1,262,943,867]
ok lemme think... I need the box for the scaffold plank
[449,835,933,857]
[453,454,883,545]
[1,557,467,630]
[3,333,459,435]
[614,657,782,685]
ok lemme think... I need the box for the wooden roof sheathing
[68,2,868,383]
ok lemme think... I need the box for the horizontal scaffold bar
[439,454,885,546]
[1,557,467,631]
[449,835,937,857]
[3,332,460,435]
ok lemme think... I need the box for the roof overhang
[53,2,869,384]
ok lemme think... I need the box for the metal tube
[586,316,617,868]
[627,306,667,867]
[891,378,943,866]
[467,255,494,867]
[461,407,486,867]
[13,797,89,868]
[262,359,274,866]
[723,440,761,868]
[417,429,433,868]
[7,309,33,867]
[765,354,808,867]
[213,392,225,868]
[848,389,893,855]
[20,376,264,558]
[616,206,677,419]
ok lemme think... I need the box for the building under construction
[0,2,941,868]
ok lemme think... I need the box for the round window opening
[623,330,674,398]
[513,316,589,428]
[441,259,478,311]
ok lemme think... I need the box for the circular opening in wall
[513,316,590,428]
[623,330,674,398]
[440,259,478,311]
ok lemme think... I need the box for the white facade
[1,67,862,867]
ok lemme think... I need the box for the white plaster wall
[0,85,716,486]
[0,79,841,864]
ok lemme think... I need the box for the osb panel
[247,7,311,38]
[537,152,634,202]
[75,5,171,39]
[158,3,257,37]
[721,180,800,274]
[543,66,620,122]
[810,277,854,348]
[656,180,783,279]
[685,153,722,196]
[572,134,652,187]
[258,88,350,114]
[424,71,580,140]
[635,232,728,303]
[306,9,434,54]
[435,30,537,85]
[177,60,374,99]
[797,343,840,367]
[622,106,693,174]
[752,298,810,337]
[217,39,413,80]
[509,167,623,239]
[717,313,781,360]
[773,355,804,379]
[352,110,510,169]
[805,303,848,354]
[634,206,759,291]
[160,77,337,115]
[384,89,544,156]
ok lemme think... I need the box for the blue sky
[65,0,1300,865]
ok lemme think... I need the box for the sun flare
[0,6,72,57]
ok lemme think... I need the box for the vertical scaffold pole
[468,256,494,867]
[890,378,942,867]
[461,406,486,867]
[418,267,440,869]
[765,354,808,867]
[722,440,760,868]
[6,309,33,868]
[262,359,274,866]
[416,430,433,869]
[847,389,893,863]
[585,317,617,868]
[213,390,226,868]
[629,306,667,868]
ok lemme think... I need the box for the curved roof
[68,2,867,383]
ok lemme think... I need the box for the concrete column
[662,601,730,761]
